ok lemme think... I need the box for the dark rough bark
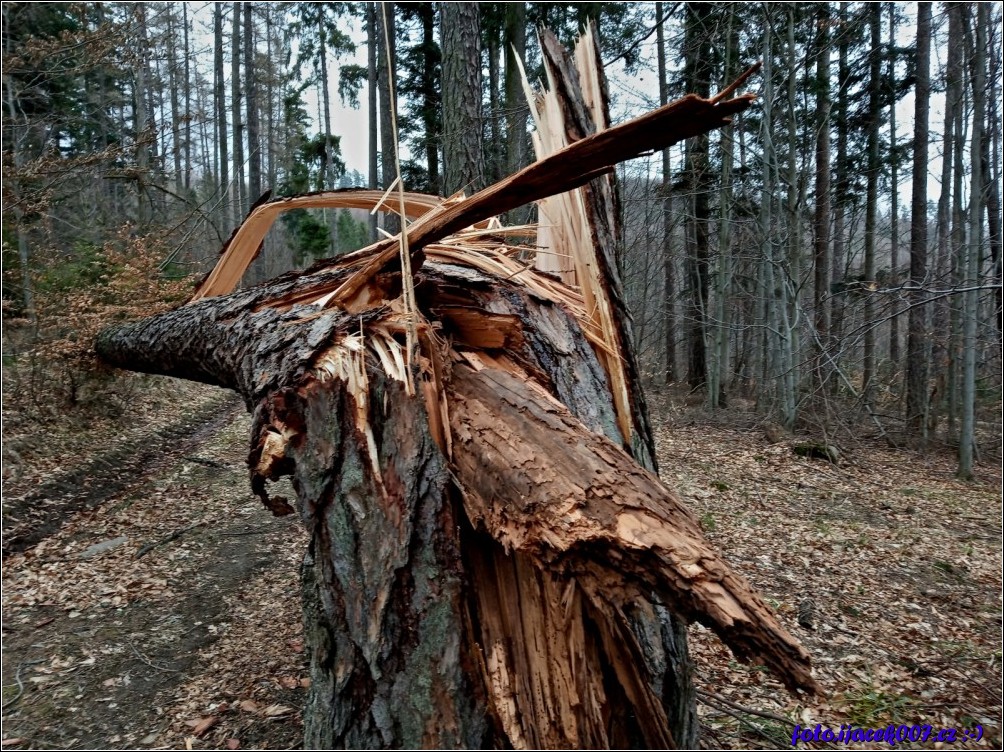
[244,2,261,205]
[905,2,932,435]
[441,1,484,195]
[366,2,379,242]
[887,4,900,364]
[683,3,712,391]
[504,2,527,179]
[214,2,230,233]
[657,2,676,385]
[812,2,831,388]
[297,374,490,747]
[231,1,246,224]
[376,2,399,235]
[417,3,440,195]
[862,3,881,394]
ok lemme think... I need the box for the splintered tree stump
[96,31,813,749]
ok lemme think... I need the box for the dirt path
[2,384,307,750]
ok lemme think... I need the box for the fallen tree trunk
[96,32,812,749]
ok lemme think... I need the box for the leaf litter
[2,379,1000,749]
[651,399,1002,749]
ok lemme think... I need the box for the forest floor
[1,376,1000,750]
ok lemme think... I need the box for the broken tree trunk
[96,34,811,749]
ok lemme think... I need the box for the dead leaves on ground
[653,411,1002,748]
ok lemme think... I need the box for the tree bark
[504,2,527,180]
[683,2,712,392]
[441,1,484,195]
[231,1,246,224]
[376,2,399,235]
[888,4,900,364]
[905,2,932,436]
[862,3,881,395]
[812,3,831,389]
[214,2,230,233]
[244,2,261,205]
[418,3,440,195]
[96,252,814,749]
[366,2,379,242]
[958,3,986,479]
[657,1,676,384]
[134,2,151,226]
[167,6,183,194]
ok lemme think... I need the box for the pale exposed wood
[191,190,444,300]
[524,26,635,448]
[448,354,816,696]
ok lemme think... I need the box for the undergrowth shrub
[2,226,193,424]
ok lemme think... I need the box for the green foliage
[35,241,112,295]
[285,210,331,265]
[842,684,918,727]
[335,209,368,254]
[699,512,717,532]
[338,64,367,107]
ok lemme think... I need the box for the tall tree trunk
[418,3,439,195]
[377,2,399,234]
[504,2,527,179]
[959,2,986,479]
[830,2,849,379]
[441,1,484,196]
[683,2,711,392]
[887,3,900,365]
[947,35,967,440]
[265,6,276,192]
[4,8,35,318]
[367,2,379,242]
[905,1,932,436]
[657,1,676,384]
[167,6,183,194]
[244,2,261,205]
[985,15,1003,334]
[232,1,247,224]
[710,7,736,409]
[862,3,881,395]
[935,4,963,434]
[783,5,802,409]
[812,3,831,390]
[317,6,336,254]
[183,3,191,192]
[486,26,501,185]
[134,2,151,226]
[214,2,230,232]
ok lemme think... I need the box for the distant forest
[3,2,1001,477]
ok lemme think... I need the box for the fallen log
[96,30,811,749]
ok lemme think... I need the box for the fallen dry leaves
[3,375,999,750]
[651,401,1002,749]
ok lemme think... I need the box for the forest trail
[1,381,307,750]
[2,380,1000,750]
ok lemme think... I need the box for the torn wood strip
[528,27,635,449]
[191,189,443,301]
[326,83,757,311]
[447,356,817,695]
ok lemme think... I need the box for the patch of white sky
[186,2,989,209]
